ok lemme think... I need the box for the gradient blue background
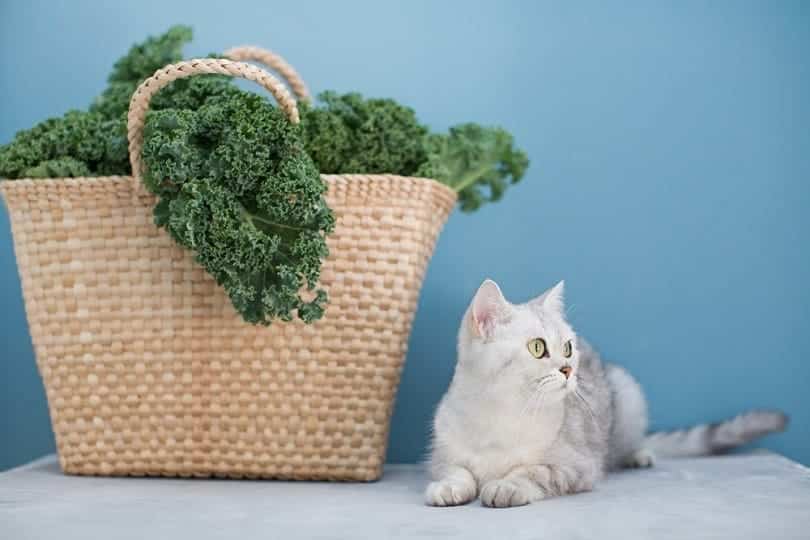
[1,0,808,470]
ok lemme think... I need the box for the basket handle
[223,45,311,103]
[127,58,300,193]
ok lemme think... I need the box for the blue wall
[1,0,808,470]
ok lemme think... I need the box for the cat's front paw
[625,448,655,469]
[480,479,538,508]
[425,479,476,507]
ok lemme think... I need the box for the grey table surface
[1,452,809,540]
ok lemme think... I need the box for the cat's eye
[563,340,573,358]
[527,338,548,359]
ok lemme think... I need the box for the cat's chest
[477,404,563,450]
[441,398,566,480]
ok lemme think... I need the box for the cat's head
[457,279,579,401]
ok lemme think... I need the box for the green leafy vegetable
[417,123,529,212]
[0,26,337,325]
[142,91,335,325]
[90,25,194,118]
[301,94,529,210]
[302,91,428,175]
[0,26,196,179]
[0,110,129,179]
[22,157,92,178]
[0,24,531,325]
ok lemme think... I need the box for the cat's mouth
[564,375,578,392]
[529,373,576,399]
[545,377,573,394]
[554,375,577,394]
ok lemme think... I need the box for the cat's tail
[644,410,788,458]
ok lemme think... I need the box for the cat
[426,279,788,508]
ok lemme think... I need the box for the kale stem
[240,205,306,232]
[237,204,299,266]
[451,162,492,193]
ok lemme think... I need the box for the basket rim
[0,173,458,201]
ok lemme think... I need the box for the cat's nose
[559,366,572,379]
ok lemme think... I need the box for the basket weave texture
[0,56,456,480]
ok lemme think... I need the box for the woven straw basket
[0,49,456,481]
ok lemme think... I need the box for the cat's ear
[469,279,510,339]
[531,280,565,314]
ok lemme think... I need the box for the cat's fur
[426,279,788,508]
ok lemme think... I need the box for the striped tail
[644,410,788,458]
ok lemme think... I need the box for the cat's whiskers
[516,383,552,445]
[531,390,548,418]
[518,377,554,420]
[575,389,597,424]
[518,384,543,418]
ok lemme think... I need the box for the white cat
[426,279,787,508]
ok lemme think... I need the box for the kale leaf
[0,26,195,178]
[0,26,336,325]
[90,25,194,118]
[417,123,529,212]
[302,91,428,175]
[300,94,529,210]
[142,91,335,325]
[22,157,92,178]
[0,110,129,178]
[0,24,531,324]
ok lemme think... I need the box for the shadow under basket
[0,174,456,480]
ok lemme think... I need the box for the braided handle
[127,58,300,191]
[224,45,311,103]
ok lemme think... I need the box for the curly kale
[417,123,529,212]
[0,110,129,178]
[149,75,238,111]
[302,91,428,175]
[0,26,197,179]
[90,25,193,118]
[300,94,529,210]
[21,157,92,178]
[0,24,531,325]
[0,26,336,325]
[142,91,335,325]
